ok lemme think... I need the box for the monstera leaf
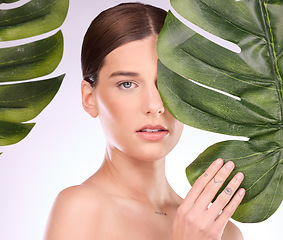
[157,0,283,223]
[0,0,69,153]
[0,0,18,3]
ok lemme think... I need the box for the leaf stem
[260,0,283,122]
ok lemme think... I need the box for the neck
[97,145,175,208]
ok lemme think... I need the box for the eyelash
[117,81,138,90]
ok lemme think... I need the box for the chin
[127,144,174,162]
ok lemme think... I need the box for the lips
[136,125,169,141]
[140,129,163,133]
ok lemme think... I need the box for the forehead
[102,35,159,72]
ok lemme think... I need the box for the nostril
[158,106,165,115]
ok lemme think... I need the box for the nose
[144,83,165,115]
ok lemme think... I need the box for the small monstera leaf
[157,0,283,223]
[0,0,69,151]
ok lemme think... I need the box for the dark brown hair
[81,2,167,87]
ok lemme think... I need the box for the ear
[81,80,98,118]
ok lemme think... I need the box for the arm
[172,159,245,240]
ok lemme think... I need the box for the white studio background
[0,0,281,239]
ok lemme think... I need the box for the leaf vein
[0,0,58,25]
[245,161,279,192]
[178,47,277,90]
[201,0,265,39]
[0,34,61,67]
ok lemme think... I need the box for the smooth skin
[44,34,245,240]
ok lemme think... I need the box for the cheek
[175,122,184,141]
[175,119,184,133]
[97,95,137,137]
[168,113,184,142]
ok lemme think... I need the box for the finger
[182,158,224,208]
[215,188,245,228]
[208,172,244,219]
[195,161,235,210]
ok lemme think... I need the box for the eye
[117,81,137,89]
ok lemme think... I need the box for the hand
[173,159,245,240]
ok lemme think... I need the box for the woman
[44,3,245,239]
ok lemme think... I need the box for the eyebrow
[109,71,139,78]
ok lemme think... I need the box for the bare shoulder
[44,184,111,239]
[222,220,243,240]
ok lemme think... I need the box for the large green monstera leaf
[157,0,283,223]
[0,0,69,152]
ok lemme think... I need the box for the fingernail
[225,161,234,169]
[235,172,244,182]
[214,158,223,166]
[238,188,245,197]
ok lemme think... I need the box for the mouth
[137,124,168,132]
[139,128,166,133]
[136,125,169,141]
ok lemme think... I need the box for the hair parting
[81,2,167,87]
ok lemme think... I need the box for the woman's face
[87,34,183,161]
